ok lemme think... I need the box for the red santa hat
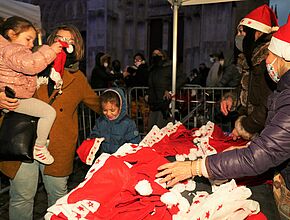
[239,4,279,34]
[77,138,104,165]
[50,41,73,91]
[268,15,290,61]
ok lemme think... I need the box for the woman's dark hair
[112,59,121,72]
[0,16,36,40]
[134,53,145,61]
[101,90,120,108]
[47,24,84,60]
[242,26,257,67]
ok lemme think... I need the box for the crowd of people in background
[0,2,289,220]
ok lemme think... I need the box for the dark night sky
[270,0,290,25]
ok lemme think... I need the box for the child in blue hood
[90,88,141,154]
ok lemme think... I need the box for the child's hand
[50,42,63,54]
[0,92,19,111]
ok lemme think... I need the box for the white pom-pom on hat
[135,179,153,196]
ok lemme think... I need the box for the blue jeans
[9,161,69,220]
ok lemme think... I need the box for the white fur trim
[239,17,274,33]
[268,36,290,61]
[36,76,48,89]
[135,179,153,196]
[85,138,104,165]
[50,67,63,89]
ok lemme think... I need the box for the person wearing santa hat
[220,4,279,141]
[157,15,290,220]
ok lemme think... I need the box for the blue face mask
[266,58,280,83]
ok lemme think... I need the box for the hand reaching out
[163,90,172,100]
[155,161,192,187]
[231,128,241,140]
[50,41,63,54]
[220,96,233,116]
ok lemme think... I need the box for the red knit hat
[239,4,279,34]
[268,15,290,61]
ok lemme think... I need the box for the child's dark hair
[101,91,120,108]
[0,16,36,40]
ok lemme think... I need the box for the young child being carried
[0,16,63,164]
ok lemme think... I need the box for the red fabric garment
[208,125,248,153]
[76,139,96,164]
[152,125,197,157]
[53,41,68,78]
[48,149,177,219]
[246,212,267,220]
[76,138,103,165]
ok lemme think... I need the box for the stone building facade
[14,0,268,80]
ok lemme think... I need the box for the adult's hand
[156,161,192,187]
[163,90,171,100]
[220,96,233,116]
[0,92,19,111]
[231,128,241,140]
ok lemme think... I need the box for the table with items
[44,122,280,220]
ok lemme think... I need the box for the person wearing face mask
[156,17,290,219]
[147,48,186,130]
[0,24,101,220]
[205,53,223,87]
[90,52,118,89]
[220,4,279,141]
[216,51,241,87]
[123,53,149,87]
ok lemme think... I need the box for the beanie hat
[239,4,279,34]
[77,138,104,165]
[268,15,290,61]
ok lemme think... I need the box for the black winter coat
[238,34,277,135]
[148,60,185,111]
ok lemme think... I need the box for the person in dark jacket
[90,52,117,89]
[198,63,209,87]
[147,48,186,129]
[123,53,149,87]
[90,88,141,154]
[216,51,241,87]
[220,4,278,140]
[156,17,290,220]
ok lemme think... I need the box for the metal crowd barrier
[77,86,239,143]
[127,86,238,136]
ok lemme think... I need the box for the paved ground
[0,159,89,220]
[0,159,282,220]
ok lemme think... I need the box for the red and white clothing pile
[45,121,264,220]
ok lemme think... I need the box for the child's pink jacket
[0,35,56,98]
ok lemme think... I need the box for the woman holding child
[0,22,101,220]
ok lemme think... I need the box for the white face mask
[266,58,280,83]
[103,62,108,68]
[209,57,215,63]
[134,61,142,67]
